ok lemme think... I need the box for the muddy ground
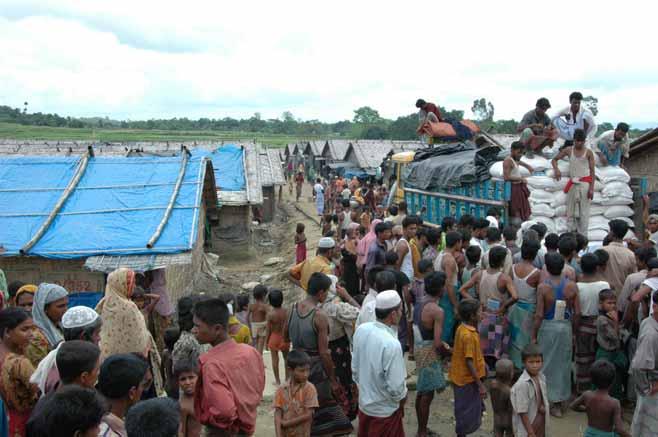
[213,182,631,436]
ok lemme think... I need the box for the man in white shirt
[551,91,597,142]
[356,268,395,327]
[352,290,408,435]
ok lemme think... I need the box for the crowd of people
[285,170,658,436]
[0,185,656,437]
[0,90,653,437]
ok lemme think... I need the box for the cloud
[0,0,656,125]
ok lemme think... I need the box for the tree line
[0,100,650,141]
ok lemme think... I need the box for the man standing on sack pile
[551,128,596,235]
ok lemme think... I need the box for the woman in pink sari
[356,219,382,292]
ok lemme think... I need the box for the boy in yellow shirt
[448,298,486,437]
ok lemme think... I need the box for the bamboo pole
[242,145,250,203]
[20,146,93,255]
[146,146,190,249]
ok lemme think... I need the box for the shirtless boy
[266,289,290,386]
[249,285,269,354]
[569,360,630,437]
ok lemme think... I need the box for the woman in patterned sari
[25,283,68,367]
[0,308,39,437]
[95,268,163,395]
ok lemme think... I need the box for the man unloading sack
[551,128,596,235]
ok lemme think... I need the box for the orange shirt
[273,381,319,437]
[448,323,486,386]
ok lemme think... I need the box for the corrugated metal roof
[391,141,424,153]
[326,140,351,160]
[629,128,658,157]
[259,147,286,187]
[345,141,394,169]
[85,252,192,273]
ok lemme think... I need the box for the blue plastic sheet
[197,144,245,191]
[0,154,208,259]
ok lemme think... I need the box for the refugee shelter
[258,147,286,222]
[197,143,263,252]
[343,140,394,179]
[0,149,218,306]
[320,140,351,177]
[302,140,327,175]
[626,127,658,191]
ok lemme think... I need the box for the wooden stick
[146,146,190,248]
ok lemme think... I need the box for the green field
[0,122,315,146]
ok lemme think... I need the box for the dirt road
[217,181,615,436]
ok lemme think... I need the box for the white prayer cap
[318,237,336,249]
[375,290,401,310]
[61,306,99,329]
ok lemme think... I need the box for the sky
[0,0,656,126]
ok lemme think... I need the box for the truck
[387,149,512,226]
[387,148,649,233]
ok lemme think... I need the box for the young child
[511,344,548,437]
[489,358,514,437]
[412,259,434,305]
[162,326,181,399]
[222,293,252,345]
[448,299,486,437]
[595,289,628,400]
[295,223,307,264]
[273,350,318,437]
[235,293,250,326]
[569,360,630,437]
[248,285,269,354]
[321,213,332,236]
[131,286,160,321]
[266,289,290,386]
[175,359,202,437]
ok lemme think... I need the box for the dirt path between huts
[214,181,610,436]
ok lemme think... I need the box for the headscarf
[30,306,100,394]
[95,268,151,357]
[32,283,68,347]
[357,219,382,267]
[150,269,174,317]
[15,284,37,302]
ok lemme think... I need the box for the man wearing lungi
[532,253,578,418]
[551,128,595,235]
[352,290,407,437]
[504,141,534,226]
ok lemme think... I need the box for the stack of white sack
[489,156,635,246]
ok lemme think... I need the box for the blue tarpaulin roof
[0,154,212,259]
[194,144,245,191]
